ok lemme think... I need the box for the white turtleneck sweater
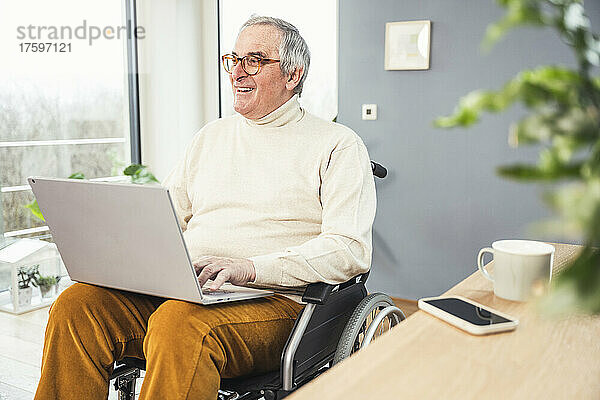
[163,95,376,302]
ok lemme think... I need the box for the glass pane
[0,0,132,237]
[0,143,128,187]
[0,268,8,292]
[219,0,338,121]
[0,86,128,142]
[1,191,45,235]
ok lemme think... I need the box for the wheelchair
[110,162,407,400]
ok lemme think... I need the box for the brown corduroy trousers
[34,283,304,400]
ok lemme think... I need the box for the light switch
[362,104,377,120]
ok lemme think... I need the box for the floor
[0,307,130,400]
[391,297,419,318]
[0,308,47,400]
[0,297,418,399]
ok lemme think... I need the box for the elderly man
[35,16,375,400]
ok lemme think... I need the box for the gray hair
[239,15,311,96]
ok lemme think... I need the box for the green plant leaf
[497,162,582,181]
[437,0,600,315]
[17,265,40,289]
[24,200,45,222]
[434,90,508,128]
[542,181,600,230]
[541,247,600,315]
[123,164,142,176]
[482,0,545,51]
[35,275,57,286]
[563,2,589,32]
[68,172,85,179]
[123,164,159,184]
[435,66,589,130]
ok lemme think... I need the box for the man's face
[230,25,293,120]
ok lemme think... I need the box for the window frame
[126,0,142,164]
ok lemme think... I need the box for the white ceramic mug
[477,240,555,301]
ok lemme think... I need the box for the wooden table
[288,243,600,399]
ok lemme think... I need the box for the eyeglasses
[221,54,280,76]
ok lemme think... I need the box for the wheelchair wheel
[333,293,405,364]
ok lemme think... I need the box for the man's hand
[193,256,256,291]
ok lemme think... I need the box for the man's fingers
[193,256,223,274]
[194,261,211,275]
[193,256,216,267]
[194,255,215,262]
[193,256,233,273]
[196,264,223,287]
[210,270,230,291]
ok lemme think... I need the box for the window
[218,0,338,121]
[0,0,137,240]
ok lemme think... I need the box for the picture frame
[384,20,431,70]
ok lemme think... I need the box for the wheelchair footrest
[112,366,140,400]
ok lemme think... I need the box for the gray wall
[339,1,600,299]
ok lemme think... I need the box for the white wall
[137,0,220,181]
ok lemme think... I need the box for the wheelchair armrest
[301,282,335,305]
[301,272,369,305]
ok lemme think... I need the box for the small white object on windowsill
[0,238,48,263]
[0,238,68,314]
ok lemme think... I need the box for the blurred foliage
[67,173,86,180]
[435,0,600,314]
[24,198,45,222]
[123,164,159,184]
[25,164,159,222]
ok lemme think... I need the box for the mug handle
[477,247,495,282]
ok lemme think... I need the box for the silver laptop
[28,177,273,305]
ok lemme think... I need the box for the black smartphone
[418,296,518,335]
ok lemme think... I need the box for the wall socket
[362,104,377,120]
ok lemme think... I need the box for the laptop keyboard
[203,288,234,295]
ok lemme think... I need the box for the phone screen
[423,298,512,326]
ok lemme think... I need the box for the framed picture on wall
[384,20,431,70]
